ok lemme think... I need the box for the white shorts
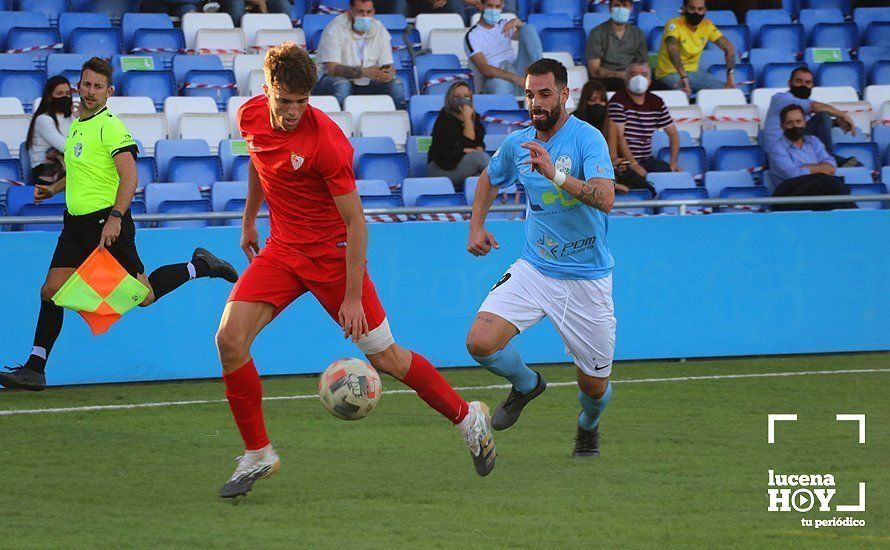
[479,259,616,378]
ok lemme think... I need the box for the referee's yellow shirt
[655,16,724,80]
[64,106,136,216]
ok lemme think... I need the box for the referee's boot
[491,371,547,431]
[0,365,46,391]
[572,417,600,458]
[192,247,239,283]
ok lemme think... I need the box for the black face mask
[783,127,806,142]
[684,11,704,26]
[789,85,812,100]
[584,104,606,124]
[48,96,73,117]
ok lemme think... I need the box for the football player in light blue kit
[465,58,617,458]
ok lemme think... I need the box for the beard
[530,103,562,131]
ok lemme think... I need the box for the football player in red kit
[215,43,496,498]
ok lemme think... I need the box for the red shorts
[228,243,387,328]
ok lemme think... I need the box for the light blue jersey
[487,115,615,280]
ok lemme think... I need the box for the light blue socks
[471,343,538,394]
[578,382,612,430]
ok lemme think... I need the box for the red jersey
[237,95,356,257]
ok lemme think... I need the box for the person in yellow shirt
[654,0,736,95]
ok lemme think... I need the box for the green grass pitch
[0,353,887,548]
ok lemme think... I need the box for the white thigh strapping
[357,317,395,355]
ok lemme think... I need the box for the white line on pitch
[0,367,888,417]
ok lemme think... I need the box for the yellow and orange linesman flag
[51,248,149,336]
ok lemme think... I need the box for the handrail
[0,195,888,224]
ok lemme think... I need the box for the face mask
[584,104,606,123]
[48,96,73,117]
[789,85,812,100]
[628,74,649,94]
[684,11,704,26]
[352,16,372,33]
[451,96,472,110]
[482,8,501,25]
[783,127,805,142]
[610,6,631,24]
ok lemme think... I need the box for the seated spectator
[217,0,293,24]
[140,0,202,16]
[654,0,735,95]
[769,105,852,211]
[608,62,681,196]
[26,76,73,185]
[572,80,622,188]
[375,0,479,24]
[763,68,858,160]
[427,82,489,190]
[313,0,406,109]
[465,0,543,96]
[585,0,648,92]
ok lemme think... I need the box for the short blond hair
[264,42,317,95]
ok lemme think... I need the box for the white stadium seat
[0,115,30,155]
[750,87,786,128]
[327,111,354,137]
[247,69,265,96]
[358,111,410,151]
[107,96,156,115]
[182,12,235,50]
[829,101,874,137]
[542,51,576,70]
[652,90,689,107]
[810,86,859,105]
[344,95,396,122]
[710,104,761,139]
[309,95,341,112]
[415,13,464,49]
[195,29,246,68]
[240,13,293,46]
[233,54,264,96]
[117,114,168,155]
[696,88,746,124]
[0,98,25,115]
[164,96,218,140]
[227,96,251,137]
[668,105,703,140]
[254,29,306,52]
[429,29,470,68]
[566,66,588,111]
[179,113,230,151]
[864,85,890,125]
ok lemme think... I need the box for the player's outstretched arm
[521,141,615,213]
[468,168,501,257]
[333,191,369,342]
[241,160,266,262]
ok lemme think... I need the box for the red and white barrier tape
[422,71,472,91]
[708,115,761,123]
[745,165,766,173]
[317,5,346,13]
[5,42,63,54]
[365,214,408,223]
[0,178,26,186]
[416,213,469,222]
[481,115,532,127]
[673,117,702,123]
[195,48,246,55]
[392,43,421,51]
[181,82,237,89]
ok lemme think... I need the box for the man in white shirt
[465,0,542,95]
[313,0,406,109]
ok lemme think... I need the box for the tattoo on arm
[333,65,363,79]
[665,36,684,74]
[716,37,735,69]
[577,181,607,210]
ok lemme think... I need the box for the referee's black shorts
[49,206,145,277]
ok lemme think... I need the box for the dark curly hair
[263,42,317,95]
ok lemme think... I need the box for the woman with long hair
[572,80,634,193]
[427,81,490,191]
[26,76,74,184]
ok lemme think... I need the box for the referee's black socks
[147,259,210,302]
[25,300,64,373]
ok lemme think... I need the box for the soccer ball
[318,358,382,420]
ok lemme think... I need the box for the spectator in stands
[313,0,406,109]
[608,62,681,196]
[465,0,543,95]
[654,0,736,95]
[763,68,857,155]
[427,82,489,190]
[217,0,293,24]
[769,104,852,211]
[141,0,203,16]
[26,76,74,185]
[375,0,475,23]
[585,0,648,92]
[572,80,624,190]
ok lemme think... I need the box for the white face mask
[628,74,649,94]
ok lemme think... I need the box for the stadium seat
[703,170,756,198]
[344,95,396,122]
[408,94,444,134]
[405,135,429,177]
[218,139,248,180]
[232,156,250,181]
[232,54,263,96]
[357,111,410,151]
[483,134,506,155]
[154,139,212,181]
[121,13,173,51]
[667,105,703,140]
[650,129,693,158]
[194,29,245,69]
[361,194,403,210]
[651,90,689,107]
[480,109,531,135]
[713,145,766,174]
[246,69,266,96]
[853,7,890,36]
[0,115,32,155]
[129,29,185,71]
[415,193,467,212]
[700,130,749,163]
[327,111,354,138]
[746,10,791,43]
[414,13,464,50]
[169,156,223,186]
[647,171,696,196]
[646,0,682,15]
[810,23,858,50]
[179,114,229,152]
[716,185,769,213]
[863,21,890,48]
[376,14,407,32]
[705,10,737,26]
[846,183,886,210]
[181,12,234,50]
[19,200,67,231]
[58,12,110,43]
[429,28,470,68]
[0,11,48,51]
[611,189,653,216]
[473,94,519,115]
[0,55,38,72]
[882,166,890,186]
[163,97,218,142]
[351,136,396,164]
[800,8,844,38]
[301,13,336,51]
[172,54,223,84]
[226,96,251,138]
[658,187,708,214]
[539,0,584,22]
[751,87,787,128]
[833,142,879,171]
[211,181,252,225]
[710,104,761,139]
[144,183,210,228]
[582,13,610,38]
[711,25,750,56]
[136,156,157,188]
[539,28,587,64]
[757,24,804,53]
[6,28,61,67]
[869,62,890,86]
[107,96,157,115]
[872,124,890,161]
[858,47,890,79]
[761,63,806,88]
[69,27,122,58]
[0,158,23,185]
[415,54,467,95]
[528,13,575,32]
[810,85,859,105]
[357,179,392,196]
[401,177,455,207]
[835,166,874,184]
[0,141,9,158]
[19,0,66,24]
[46,53,91,87]
[0,70,45,113]
[182,69,237,110]
[749,49,796,84]
[122,70,176,111]
[657,146,706,179]
[542,51,576,71]
[117,114,167,155]
[356,153,409,188]
[308,95,341,112]
[816,61,864,91]
[240,13,292,46]
[253,28,306,53]
[696,88,746,120]
[707,63,754,96]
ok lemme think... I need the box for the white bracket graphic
[836,414,866,444]
[768,414,798,444]
[836,482,867,512]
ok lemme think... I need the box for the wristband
[550,170,566,188]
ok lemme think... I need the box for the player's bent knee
[466,331,502,359]
[578,375,609,398]
[215,325,249,363]
[39,283,57,302]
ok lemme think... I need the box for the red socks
[223,359,270,451]
[401,352,469,424]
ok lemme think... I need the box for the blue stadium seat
[121,70,176,111]
[219,139,248,180]
[648,26,664,52]
[846,183,887,210]
[350,136,397,165]
[757,24,804,53]
[7,28,61,67]
[90,0,140,21]
[408,94,444,134]
[20,0,67,26]
[816,61,864,91]
[645,0,682,15]
[717,185,769,213]
[130,29,185,70]
[156,198,212,228]
[154,139,212,181]
[356,153,409,188]
[69,27,122,57]
[709,25,750,56]
[136,157,157,187]
[539,28,586,64]
[169,157,223,186]
[703,170,755,198]
[658,187,708,214]
[761,63,807,88]
[144,182,209,228]
[376,14,407,32]
[706,10,737,26]
[0,141,10,159]
[707,63,753,95]
[402,177,455,207]
[172,54,223,83]
[474,94,522,115]
[810,23,858,50]
[714,145,766,173]
[835,166,873,183]
[182,70,236,110]
[291,0,307,24]
[538,0,584,22]
[360,194,403,209]
[854,7,890,36]
[698,49,730,72]
[0,55,38,71]
[0,158,23,183]
[883,167,890,186]
[0,11,49,51]
[406,136,428,178]
[121,13,173,51]
[357,179,391,196]
[416,193,467,210]
[749,49,796,83]
[611,188,653,216]
[858,47,890,79]
[211,180,248,224]
[415,54,467,94]
[390,28,420,69]
[302,14,336,51]
[232,157,249,182]
[833,142,879,171]
[0,70,46,112]
[635,12,672,39]
[582,13,610,38]
[746,10,791,42]
[484,134,506,155]
[647,172,696,195]
[481,109,531,135]
[872,125,890,162]
[657,146,706,179]
[20,200,67,231]
[700,130,749,164]
[18,147,31,185]
[529,14,574,32]
[651,129,693,158]
[59,12,111,43]
[46,53,90,86]
[802,0,851,15]
[864,22,890,48]
[871,61,890,85]
[799,8,844,38]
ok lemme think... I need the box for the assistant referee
[0,57,239,392]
